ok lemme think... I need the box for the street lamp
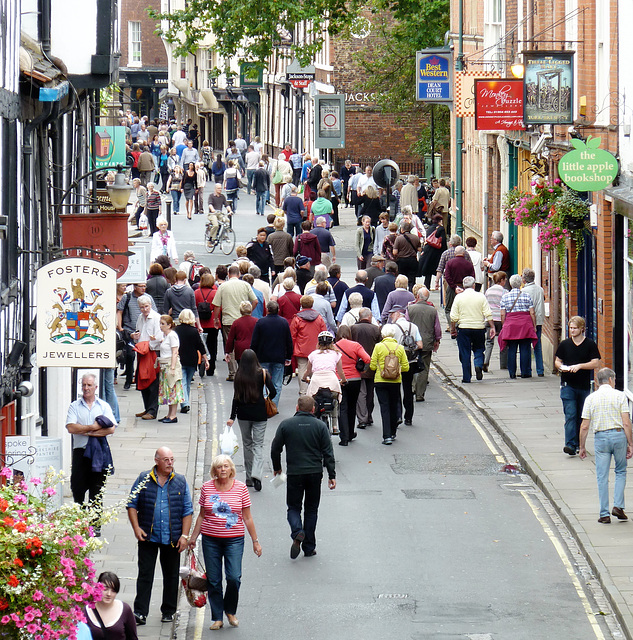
[106,168,133,211]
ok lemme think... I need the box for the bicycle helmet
[317,331,335,345]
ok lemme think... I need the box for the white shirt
[171,130,187,147]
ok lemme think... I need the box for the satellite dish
[372,159,400,189]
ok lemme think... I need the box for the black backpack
[313,387,336,420]
[197,289,212,321]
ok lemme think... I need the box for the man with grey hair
[406,284,442,401]
[133,294,162,419]
[483,230,510,276]
[450,276,495,383]
[579,368,633,523]
[65,373,117,511]
[249,264,271,304]
[400,174,419,214]
[522,267,545,376]
[443,245,476,326]
[336,270,381,323]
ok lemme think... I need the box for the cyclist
[207,182,233,246]
[304,331,347,435]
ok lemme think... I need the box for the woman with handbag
[227,349,276,491]
[334,325,370,446]
[188,454,262,630]
[157,315,184,423]
[223,159,242,212]
[84,571,138,640]
[418,213,447,288]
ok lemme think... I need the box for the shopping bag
[180,550,207,608]
[219,424,239,457]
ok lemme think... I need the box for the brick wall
[120,0,167,69]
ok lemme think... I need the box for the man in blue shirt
[65,373,117,510]
[282,186,306,237]
[128,447,193,625]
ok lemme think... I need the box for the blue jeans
[287,220,302,238]
[456,328,486,382]
[170,189,181,213]
[255,191,267,216]
[201,535,244,621]
[260,362,284,405]
[534,325,544,375]
[506,339,532,378]
[286,473,323,554]
[102,368,120,422]
[181,365,196,407]
[595,429,628,517]
[560,385,591,450]
[246,169,255,194]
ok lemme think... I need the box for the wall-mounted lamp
[510,55,524,79]
[106,167,132,211]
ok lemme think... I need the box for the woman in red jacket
[225,302,258,366]
[335,325,371,446]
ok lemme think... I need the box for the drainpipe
[455,0,464,236]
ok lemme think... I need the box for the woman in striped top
[188,455,262,631]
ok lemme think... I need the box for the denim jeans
[560,385,591,450]
[534,325,544,375]
[246,169,255,194]
[201,535,244,621]
[456,328,486,382]
[170,189,181,213]
[506,339,532,378]
[595,429,628,517]
[260,361,284,405]
[286,472,323,554]
[255,191,267,216]
[102,368,120,422]
[181,365,196,407]
[287,220,303,238]
[237,419,267,482]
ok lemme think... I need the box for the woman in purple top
[84,572,137,640]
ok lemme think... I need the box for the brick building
[119,0,168,119]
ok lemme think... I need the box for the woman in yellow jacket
[369,324,410,445]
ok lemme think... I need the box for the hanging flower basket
[502,177,564,228]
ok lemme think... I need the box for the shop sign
[91,126,126,169]
[455,71,500,117]
[36,258,117,367]
[286,59,315,89]
[523,51,574,125]
[240,63,264,87]
[475,79,524,130]
[558,136,619,191]
[416,49,452,103]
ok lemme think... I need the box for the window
[204,49,216,88]
[483,0,504,73]
[128,21,141,67]
[180,57,187,79]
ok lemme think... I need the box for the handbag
[337,342,366,373]
[263,370,278,417]
[181,551,208,608]
[272,169,283,184]
[425,227,443,249]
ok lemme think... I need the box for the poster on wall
[523,51,574,125]
[475,79,525,130]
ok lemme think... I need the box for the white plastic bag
[219,425,239,457]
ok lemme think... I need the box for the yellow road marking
[520,491,606,640]
[193,606,206,640]
[466,413,505,463]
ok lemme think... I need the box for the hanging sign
[286,58,315,89]
[36,258,117,367]
[455,70,500,117]
[91,126,126,169]
[523,51,574,125]
[475,79,525,130]
[558,136,619,191]
[416,49,453,103]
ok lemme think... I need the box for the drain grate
[402,488,475,500]
[392,453,499,475]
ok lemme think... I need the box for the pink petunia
[33,590,43,601]
[1,616,10,625]
[0,467,12,479]
[44,487,57,496]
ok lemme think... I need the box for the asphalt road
[169,186,620,640]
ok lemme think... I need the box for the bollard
[166,200,172,228]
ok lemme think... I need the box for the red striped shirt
[199,479,251,538]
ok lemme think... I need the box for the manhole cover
[392,453,499,475]
[402,488,475,500]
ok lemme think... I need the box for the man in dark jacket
[246,228,275,283]
[127,447,193,625]
[163,271,201,329]
[365,255,385,288]
[443,246,476,326]
[251,300,293,403]
[253,160,271,216]
[335,270,380,323]
[271,396,336,559]
[351,308,382,428]
[372,261,398,312]
[327,264,349,316]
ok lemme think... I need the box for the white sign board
[4,435,35,482]
[35,438,63,509]
[119,243,148,284]
[36,258,117,367]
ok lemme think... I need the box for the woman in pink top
[188,455,262,630]
[335,325,370,446]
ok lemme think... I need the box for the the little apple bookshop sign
[558,136,619,192]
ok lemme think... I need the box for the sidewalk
[429,306,633,639]
[91,376,203,638]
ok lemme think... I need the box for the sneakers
[290,531,305,559]
[134,613,147,626]
[161,613,175,623]
[563,446,577,456]
[382,438,393,445]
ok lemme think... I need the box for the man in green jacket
[271,396,336,559]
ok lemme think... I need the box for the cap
[296,255,311,266]
[371,255,386,264]
[389,305,406,314]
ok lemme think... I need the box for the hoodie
[163,283,198,319]
[293,232,321,266]
[289,309,327,357]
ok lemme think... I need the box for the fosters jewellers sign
[36,258,117,367]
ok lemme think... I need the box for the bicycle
[205,212,236,255]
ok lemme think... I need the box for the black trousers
[134,541,181,617]
[71,447,107,510]
[286,473,323,554]
[202,327,219,375]
[124,342,136,386]
[396,256,419,290]
[401,369,415,422]
[338,379,362,443]
[375,382,402,439]
[140,376,159,417]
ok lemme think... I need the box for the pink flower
[0,467,12,479]
[13,493,27,504]
[1,616,10,624]
[30,476,42,486]
[27,624,39,634]
[33,590,43,601]
[44,487,57,496]
[24,612,35,622]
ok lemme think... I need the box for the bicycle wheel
[204,227,216,253]
[221,227,236,255]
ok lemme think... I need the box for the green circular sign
[558,136,618,192]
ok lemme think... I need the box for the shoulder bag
[337,342,367,373]
[263,370,278,418]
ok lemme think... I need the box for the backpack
[380,345,401,380]
[400,322,418,362]
[313,387,336,420]
[187,261,205,286]
[197,289,212,321]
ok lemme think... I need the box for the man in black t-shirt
[555,315,601,456]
